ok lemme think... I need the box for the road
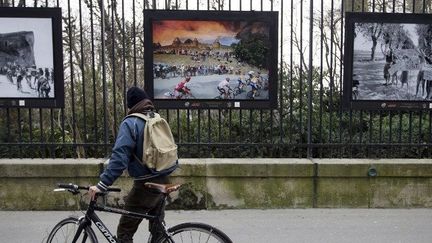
[1,209,431,243]
[0,74,49,98]
[154,74,269,100]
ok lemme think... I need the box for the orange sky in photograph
[153,20,239,46]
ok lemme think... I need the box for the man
[38,76,51,97]
[16,73,23,91]
[248,76,260,99]
[89,87,177,243]
[6,67,13,84]
[174,76,192,98]
[217,77,231,99]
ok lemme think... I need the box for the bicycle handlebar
[57,183,121,192]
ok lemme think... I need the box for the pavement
[1,209,432,243]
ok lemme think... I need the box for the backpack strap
[122,113,148,166]
[125,112,160,121]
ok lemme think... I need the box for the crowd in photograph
[154,63,242,79]
[153,47,241,79]
[0,62,53,97]
[154,48,233,62]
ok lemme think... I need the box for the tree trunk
[371,37,377,61]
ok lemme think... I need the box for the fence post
[307,0,314,158]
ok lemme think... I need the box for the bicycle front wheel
[46,217,97,243]
[156,222,233,243]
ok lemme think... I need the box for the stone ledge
[0,159,103,178]
[2,158,432,178]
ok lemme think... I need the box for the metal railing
[0,0,431,159]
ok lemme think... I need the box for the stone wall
[0,158,431,210]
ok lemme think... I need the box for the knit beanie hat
[127,87,150,109]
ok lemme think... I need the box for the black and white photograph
[352,22,432,101]
[0,16,54,99]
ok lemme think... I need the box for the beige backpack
[127,112,178,171]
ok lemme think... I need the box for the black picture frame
[144,10,278,109]
[343,12,432,110]
[0,7,64,108]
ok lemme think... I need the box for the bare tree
[210,0,225,10]
[17,0,24,7]
[344,0,369,12]
[356,23,384,61]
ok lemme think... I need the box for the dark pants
[117,176,169,243]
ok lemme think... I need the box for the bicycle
[246,87,260,99]
[215,87,234,99]
[233,84,246,96]
[164,90,196,99]
[46,183,233,243]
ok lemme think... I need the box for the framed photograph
[343,12,432,110]
[144,10,278,109]
[0,7,64,108]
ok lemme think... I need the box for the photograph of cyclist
[174,76,193,98]
[89,87,178,243]
[235,76,247,94]
[217,77,231,99]
[247,75,260,99]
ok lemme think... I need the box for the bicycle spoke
[204,230,212,243]
[60,224,75,242]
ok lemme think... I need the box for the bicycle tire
[46,216,97,243]
[234,87,240,95]
[155,222,233,243]
[246,91,254,99]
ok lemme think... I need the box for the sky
[0,17,54,68]
[153,20,241,46]
[62,0,338,66]
[354,23,420,52]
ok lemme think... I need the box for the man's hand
[88,186,101,201]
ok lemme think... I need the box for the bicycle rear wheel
[46,217,97,243]
[156,222,233,243]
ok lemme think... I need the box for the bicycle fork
[72,216,92,243]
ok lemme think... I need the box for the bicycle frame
[73,197,172,243]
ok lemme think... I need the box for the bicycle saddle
[144,182,181,194]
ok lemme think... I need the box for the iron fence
[0,0,431,159]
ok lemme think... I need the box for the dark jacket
[96,116,176,191]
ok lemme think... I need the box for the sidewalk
[1,209,431,243]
